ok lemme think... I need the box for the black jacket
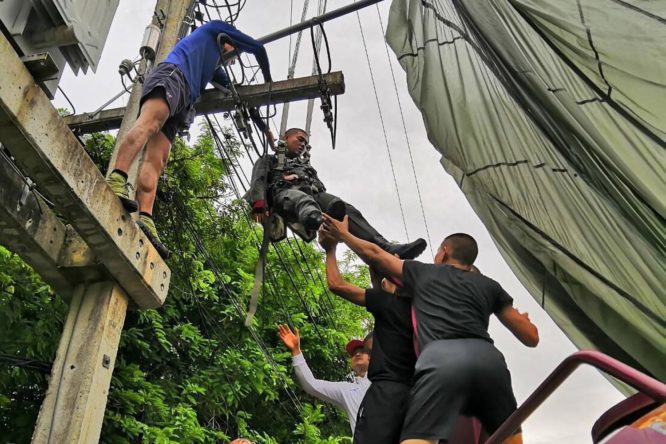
[244,154,326,241]
[245,154,326,209]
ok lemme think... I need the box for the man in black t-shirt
[319,232,417,444]
[320,215,539,444]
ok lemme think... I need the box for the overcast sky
[52,1,624,442]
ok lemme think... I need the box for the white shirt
[291,353,371,434]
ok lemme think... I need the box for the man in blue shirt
[106,21,273,258]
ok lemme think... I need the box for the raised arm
[319,235,365,306]
[321,214,404,280]
[497,306,540,347]
[277,324,348,407]
[211,20,272,82]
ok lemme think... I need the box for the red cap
[345,339,365,356]
[252,200,266,211]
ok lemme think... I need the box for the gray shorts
[140,63,195,142]
[400,338,519,441]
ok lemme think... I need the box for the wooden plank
[31,282,128,444]
[66,107,126,134]
[64,71,346,134]
[0,31,170,309]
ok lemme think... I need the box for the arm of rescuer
[497,305,539,347]
[318,231,366,306]
[320,214,404,282]
[277,324,348,408]
[210,20,272,83]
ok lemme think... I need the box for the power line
[205,50,340,330]
[0,352,51,373]
[279,0,311,134]
[355,10,411,241]
[374,5,434,259]
[166,192,305,415]
[207,117,335,336]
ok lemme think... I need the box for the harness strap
[411,306,421,357]
[245,215,272,327]
[275,141,287,172]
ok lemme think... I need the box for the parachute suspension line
[205,113,333,345]
[204,11,339,331]
[305,0,329,133]
[355,11,411,241]
[375,5,434,259]
[279,0,311,136]
[288,0,294,66]
[219,32,339,327]
[209,109,337,336]
[165,187,304,415]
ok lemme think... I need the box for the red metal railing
[484,350,666,444]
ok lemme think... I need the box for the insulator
[118,59,134,76]
[233,112,246,131]
[140,24,161,61]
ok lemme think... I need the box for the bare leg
[136,130,171,215]
[113,96,169,172]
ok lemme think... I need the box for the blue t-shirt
[164,20,272,102]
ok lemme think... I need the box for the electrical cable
[355,10,411,241]
[193,14,356,402]
[167,193,305,414]
[375,5,434,258]
[57,86,76,116]
[205,115,332,333]
[0,352,51,373]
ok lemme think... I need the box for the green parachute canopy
[386,0,665,380]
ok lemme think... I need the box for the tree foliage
[0,127,371,443]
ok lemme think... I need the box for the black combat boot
[325,200,346,221]
[385,238,427,260]
[303,211,324,231]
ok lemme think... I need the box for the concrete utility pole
[0,1,362,442]
[23,1,190,443]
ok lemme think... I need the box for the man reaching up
[278,324,372,435]
[321,215,539,444]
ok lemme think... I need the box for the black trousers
[274,188,391,248]
[353,380,412,444]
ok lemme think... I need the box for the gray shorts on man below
[140,62,195,142]
[400,338,519,442]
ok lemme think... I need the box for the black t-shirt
[365,288,417,384]
[402,261,513,350]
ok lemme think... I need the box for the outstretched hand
[320,214,350,241]
[277,324,301,356]
[318,228,338,251]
